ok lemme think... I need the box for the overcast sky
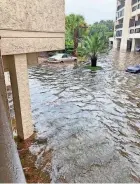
[65,0,116,24]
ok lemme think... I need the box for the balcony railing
[135,20,140,26]
[115,24,123,29]
[116,30,122,37]
[130,29,135,34]
[0,92,26,183]
[132,0,137,5]
[129,20,135,27]
[132,5,137,12]
[129,20,140,27]
[117,4,125,11]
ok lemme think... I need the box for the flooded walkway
[29,51,140,183]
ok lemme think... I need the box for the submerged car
[126,65,140,73]
[136,46,140,52]
[47,53,77,63]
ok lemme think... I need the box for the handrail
[0,93,26,183]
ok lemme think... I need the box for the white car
[47,53,77,63]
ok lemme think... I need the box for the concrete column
[131,38,136,52]
[113,39,118,49]
[0,41,11,123]
[113,39,121,50]
[120,0,132,51]
[27,52,39,66]
[9,54,34,140]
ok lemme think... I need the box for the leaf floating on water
[119,150,129,158]
[137,103,140,108]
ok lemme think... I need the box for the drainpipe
[0,37,26,183]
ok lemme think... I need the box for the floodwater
[28,51,140,183]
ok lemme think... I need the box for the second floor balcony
[116,30,122,37]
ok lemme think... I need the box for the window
[62,54,68,58]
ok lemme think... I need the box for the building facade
[0,0,65,140]
[114,0,140,51]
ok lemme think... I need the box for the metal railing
[0,92,26,183]
[115,24,123,29]
[116,30,122,37]
[135,20,140,26]
[132,0,137,5]
[132,5,137,11]
[129,20,135,27]
[117,4,125,11]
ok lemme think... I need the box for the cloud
[65,0,116,24]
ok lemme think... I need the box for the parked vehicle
[136,46,140,52]
[47,53,77,63]
[126,65,140,73]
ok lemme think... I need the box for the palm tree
[66,14,86,34]
[65,14,87,55]
[78,32,107,67]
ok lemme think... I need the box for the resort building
[114,0,140,51]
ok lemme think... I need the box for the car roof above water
[50,53,64,59]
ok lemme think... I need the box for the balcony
[129,20,140,27]
[115,24,123,29]
[117,4,125,11]
[130,29,135,34]
[116,30,122,37]
[116,9,124,20]
[129,20,135,27]
[132,5,137,12]
[135,20,140,26]
[132,0,137,5]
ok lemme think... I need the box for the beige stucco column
[113,39,117,49]
[27,53,39,66]
[113,39,119,49]
[120,0,132,51]
[131,38,136,52]
[9,54,34,140]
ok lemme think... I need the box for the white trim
[116,7,124,12]
[117,16,124,21]
[116,28,123,31]
[129,33,140,38]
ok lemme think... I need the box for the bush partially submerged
[85,65,102,71]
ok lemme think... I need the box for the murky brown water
[28,50,140,183]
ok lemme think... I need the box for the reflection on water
[29,50,140,183]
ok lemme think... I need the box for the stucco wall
[0,0,65,55]
[0,0,65,32]
[1,37,65,55]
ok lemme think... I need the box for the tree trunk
[91,55,97,67]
